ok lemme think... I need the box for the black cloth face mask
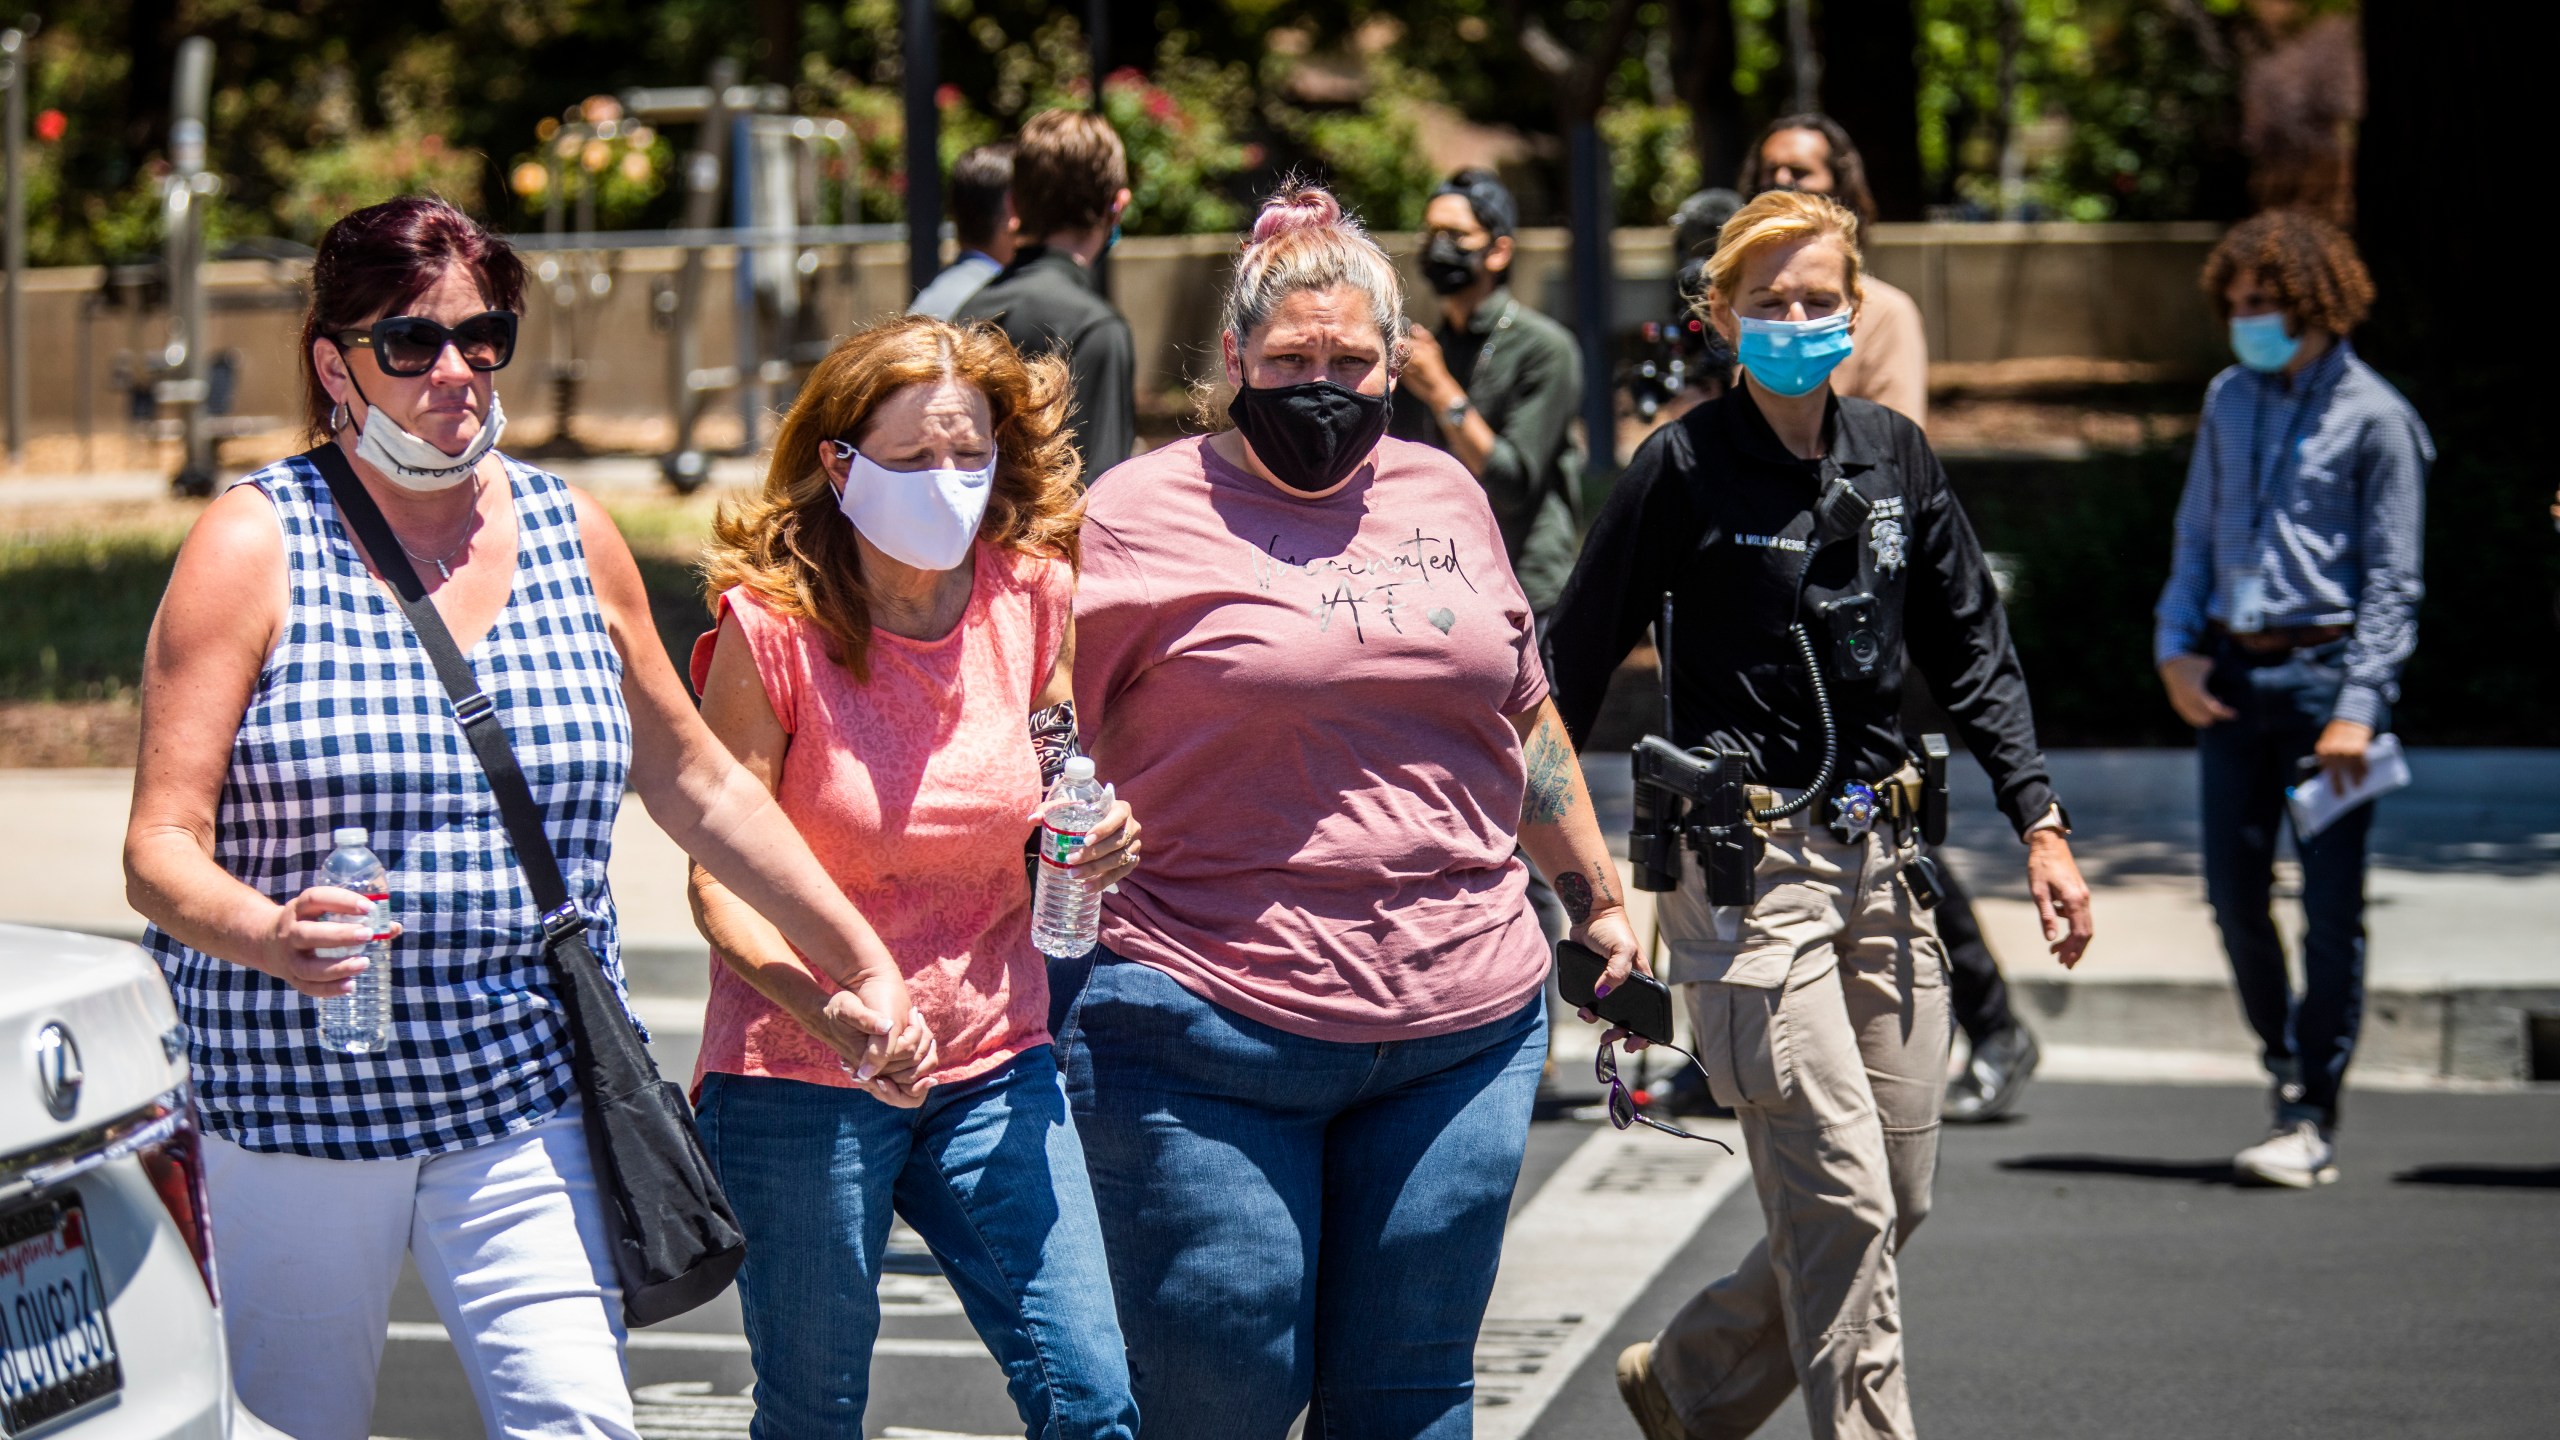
[1228,378,1394,493]
[1420,230,1486,296]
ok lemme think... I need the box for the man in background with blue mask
[2155,209,2431,1189]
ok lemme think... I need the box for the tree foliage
[7,0,2309,263]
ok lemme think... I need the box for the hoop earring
[328,401,350,433]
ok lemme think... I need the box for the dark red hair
[299,195,527,440]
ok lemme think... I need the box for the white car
[1,924,234,1439]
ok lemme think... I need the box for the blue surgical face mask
[2229,312,2301,373]
[1735,310,1856,398]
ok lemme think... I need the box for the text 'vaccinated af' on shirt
[1073,433,1552,1044]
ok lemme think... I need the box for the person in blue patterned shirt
[125,196,936,1439]
[2155,209,2432,1189]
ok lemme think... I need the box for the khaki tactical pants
[1649,816,1950,1440]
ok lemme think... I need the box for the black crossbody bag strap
[303,443,744,1326]
[304,445,583,940]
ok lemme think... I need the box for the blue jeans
[2199,636,2378,1129]
[695,1051,1138,1440]
[1055,950,1548,1440]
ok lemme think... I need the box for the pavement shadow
[2392,1164,2560,1189]
[1998,1154,2240,1186]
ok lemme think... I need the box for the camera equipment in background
[1619,189,1742,425]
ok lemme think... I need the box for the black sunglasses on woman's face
[1594,1040,1734,1151]
[332,310,519,378]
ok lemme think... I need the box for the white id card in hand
[2226,573,2269,634]
[2286,732,2411,840]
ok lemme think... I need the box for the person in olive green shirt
[1394,169,1585,616]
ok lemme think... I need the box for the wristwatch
[2022,802,2073,840]
[1441,396,1472,429]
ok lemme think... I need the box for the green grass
[0,528,189,701]
[0,509,714,703]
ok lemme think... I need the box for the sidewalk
[10,749,2556,1084]
[0,453,768,509]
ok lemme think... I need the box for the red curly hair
[2200,209,2374,334]
[700,316,1083,681]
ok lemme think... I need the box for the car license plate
[0,1197,122,1436]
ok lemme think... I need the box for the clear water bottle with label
[1031,758,1110,958]
[314,826,394,1054]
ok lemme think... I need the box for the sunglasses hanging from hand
[1594,1040,1733,1151]
[334,311,520,377]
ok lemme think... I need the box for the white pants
[204,1104,639,1440]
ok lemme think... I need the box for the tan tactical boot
[1615,1341,1698,1440]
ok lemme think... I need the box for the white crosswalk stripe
[377,1118,1746,1436]
[1470,1119,1751,1433]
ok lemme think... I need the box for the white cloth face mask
[832,441,996,571]
[349,388,506,491]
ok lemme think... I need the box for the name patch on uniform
[1736,534,1810,553]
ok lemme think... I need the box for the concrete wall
[0,222,2225,447]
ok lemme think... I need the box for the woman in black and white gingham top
[145,448,632,1160]
[124,196,936,1439]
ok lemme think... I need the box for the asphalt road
[365,1078,2560,1439]
[1532,1081,2560,1440]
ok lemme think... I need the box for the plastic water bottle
[1031,758,1110,958]
[314,826,393,1054]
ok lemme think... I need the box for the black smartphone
[1554,939,1678,1047]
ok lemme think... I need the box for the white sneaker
[2234,1120,2339,1188]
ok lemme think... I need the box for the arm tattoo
[1027,700,1082,884]
[1521,717,1577,827]
[1029,700,1081,789]
[1554,862,1615,927]
[1555,869,1595,925]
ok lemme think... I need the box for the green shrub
[1601,101,1703,227]
[0,531,184,702]
[1945,446,2193,747]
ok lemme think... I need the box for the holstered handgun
[1630,736,1762,907]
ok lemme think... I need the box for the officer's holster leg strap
[1649,828,1951,1440]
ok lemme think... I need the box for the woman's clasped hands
[821,970,942,1108]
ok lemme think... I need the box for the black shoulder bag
[307,444,745,1326]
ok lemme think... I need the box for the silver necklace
[391,480,485,581]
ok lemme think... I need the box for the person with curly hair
[2157,209,2432,1188]
[684,315,1142,1436]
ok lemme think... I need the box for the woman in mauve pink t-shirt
[680,317,1140,1438]
[1054,185,1648,1437]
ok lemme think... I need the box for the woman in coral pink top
[1058,185,1646,1438]
[684,317,1140,1439]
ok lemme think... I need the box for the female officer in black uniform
[1546,190,2095,1440]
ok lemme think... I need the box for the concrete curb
[2009,976,2560,1084]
